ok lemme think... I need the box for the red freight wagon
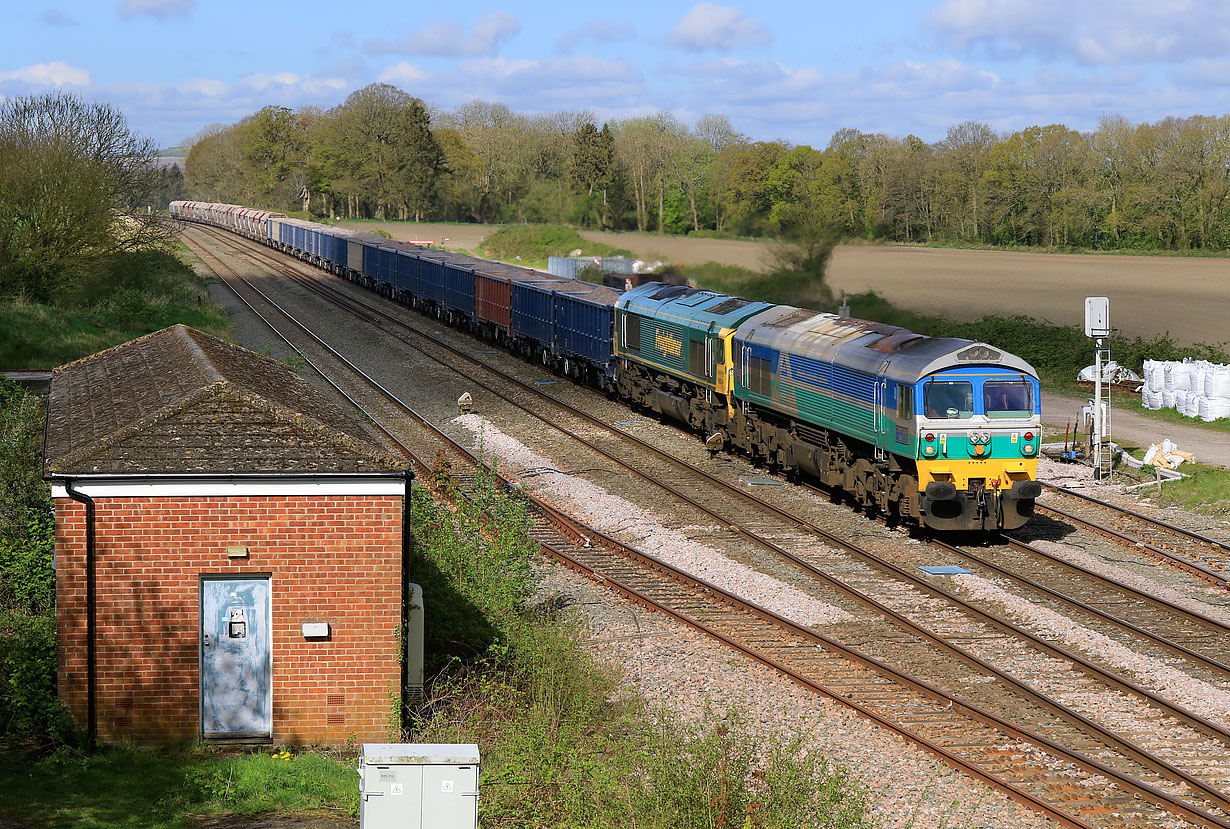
[474,263,559,345]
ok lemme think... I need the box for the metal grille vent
[326,713,345,725]
[326,694,345,706]
[708,297,751,315]
[764,308,818,328]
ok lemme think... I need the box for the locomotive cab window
[689,339,706,378]
[984,381,1033,418]
[624,314,641,351]
[924,381,973,419]
[748,354,771,397]
[896,385,913,419]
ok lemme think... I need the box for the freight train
[170,201,1042,531]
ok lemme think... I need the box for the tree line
[187,82,1230,252]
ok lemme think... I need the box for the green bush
[0,611,69,741]
[0,510,54,614]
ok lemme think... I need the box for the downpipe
[64,480,97,747]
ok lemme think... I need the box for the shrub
[0,611,69,741]
[0,510,54,614]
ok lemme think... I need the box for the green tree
[569,122,616,227]
[0,92,165,301]
[321,83,444,220]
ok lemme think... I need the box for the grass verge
[0,248,230,369]
[1137,463,1230,516]
[477,224,631,269]
[0,747,358,828]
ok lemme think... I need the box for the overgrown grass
[0,746,358,828]
[0,248,230,369]
[406,451,872,827]
[478,224,631,269]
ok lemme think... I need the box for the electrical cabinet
[359,743,479,829]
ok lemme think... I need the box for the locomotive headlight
[1022,443,1037,455]
[923,444,937,456]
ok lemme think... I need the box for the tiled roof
[44,325,407,475]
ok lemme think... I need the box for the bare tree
[0,92,166,300]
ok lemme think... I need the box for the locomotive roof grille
[708,297,753,315]
[764,308,818,328]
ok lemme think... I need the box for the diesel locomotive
[170,200,1042,531]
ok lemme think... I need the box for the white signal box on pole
[1085,296,1110,338]
[1084,297,1111,478]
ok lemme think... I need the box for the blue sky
[4,1,1229,148]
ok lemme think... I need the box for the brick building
[44,325,413,745]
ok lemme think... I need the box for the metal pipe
[399,466,414,726]
[64,479,97,748]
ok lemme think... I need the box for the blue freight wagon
[443,260,476,324]
[554,282,619,390]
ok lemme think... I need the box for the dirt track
[341,221,1230,346]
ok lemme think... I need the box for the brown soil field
[824,246,1230,347]
[341,221,1229,346]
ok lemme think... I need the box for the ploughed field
[342,220,1229,347]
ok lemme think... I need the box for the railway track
[1033,482,1230,587]
[182,223,1230,827]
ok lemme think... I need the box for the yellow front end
[916,458,1038,491]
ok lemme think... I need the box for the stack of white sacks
[1141,360,1230,421]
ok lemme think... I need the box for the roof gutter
[63,479,97,748]
[45,471,409,481]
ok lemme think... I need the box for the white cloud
[0,61,91,86]
[175,77,227,97]
[929,0,1230,65]
[240,72,302,92]
[118,0,195,20]
[555,21,636,55]
[370,12,520,57]
[667,4,771,52]
[379,62,429,85]
[447,56,644,105]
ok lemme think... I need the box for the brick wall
[55,494,404,745]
